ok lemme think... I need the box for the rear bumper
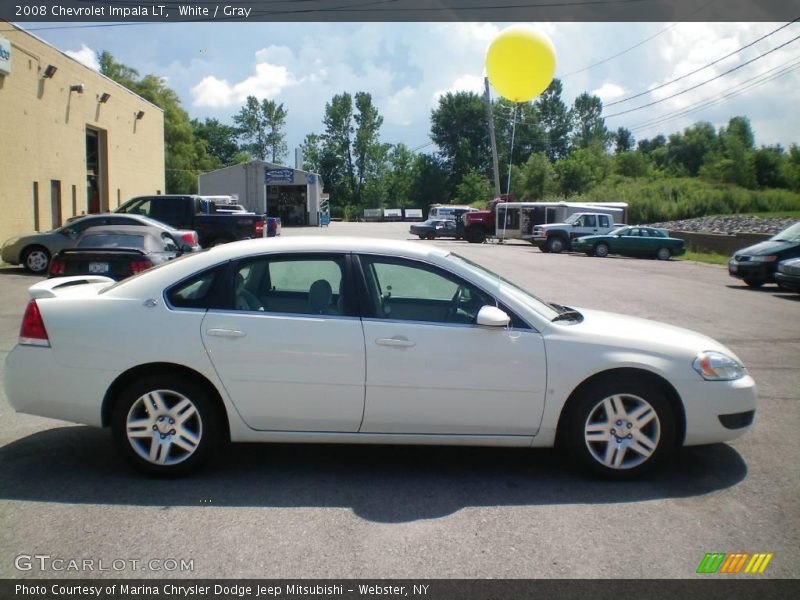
[4,344,111,427]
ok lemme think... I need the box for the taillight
[255,218,265,237]
[19,300,50,347]
[180,232,198,246]
[130,259,153,274]
[49,258,65,276]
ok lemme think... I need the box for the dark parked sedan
[728,222,800,287]
[572,226,686,260]
[410,219,459,240]
[48,225,194,281]
[775,257,800,292]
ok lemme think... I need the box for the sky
[21,21,800,161]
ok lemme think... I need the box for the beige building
[0,23,165,244]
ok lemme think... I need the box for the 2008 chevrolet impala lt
[3,237,756,478]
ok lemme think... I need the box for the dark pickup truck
[115,195,266,248]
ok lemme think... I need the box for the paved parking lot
[1,221,798,579]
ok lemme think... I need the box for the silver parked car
[1,214,200,274]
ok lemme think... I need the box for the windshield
[563,214,581,225]
[771,222,800,242]
[448,253,559,321]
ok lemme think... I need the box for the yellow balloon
[486,25,557,103]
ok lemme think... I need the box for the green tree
[571,92,609,150]
[753,146,786,189]
[234,96,288,163]
[612,127,635,154]
[510,152,555,200]
[191,117,240,167]
[430,91,491,189]
[536,79,572,161]
[614,151,651,178]
[666,122,717,176]
[455,170,494,205]
[555,151,594,198]
[410,154,450,208]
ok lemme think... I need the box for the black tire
[744,279,764,288]
[418,234,426,240]
[594,243,609,258]
[538,244,549,253]
[111,375,222,477]
[426,232,436,240]
[546,236,567,254]
[465,227,485,244]
[21,246,51,274]
[656,247,671,261]
[561,376,677,480]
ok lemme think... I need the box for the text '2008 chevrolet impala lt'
[3,237,756,479]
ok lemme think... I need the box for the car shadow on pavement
[0,426,747,523]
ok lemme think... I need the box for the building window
[71,185,77,217]
[117,189,121,207]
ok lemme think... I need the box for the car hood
[549,307,740,364]
[734,240,798,256]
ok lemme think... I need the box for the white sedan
[3,237,756,478]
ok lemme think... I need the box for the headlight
[692,351,746,381]
[2,237,19,247]
[750,255,777,263]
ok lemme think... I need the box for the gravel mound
[645,215,797,235]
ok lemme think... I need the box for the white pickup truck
[528,212,621,253]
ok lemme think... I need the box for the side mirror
[180,243,194,254]
[477,305,511,327]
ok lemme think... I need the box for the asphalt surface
[0,222,798,579]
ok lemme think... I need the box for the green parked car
[572,226,686,260]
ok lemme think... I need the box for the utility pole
[484,77,501,197]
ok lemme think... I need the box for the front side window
[359,256,493,325]
[233,255,347,315]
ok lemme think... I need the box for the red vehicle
[463,195,512,243]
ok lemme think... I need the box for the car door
[201,253,366,432]
[356,254,547,436]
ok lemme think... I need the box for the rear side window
[166,266,223,309]
[599,215,609,228]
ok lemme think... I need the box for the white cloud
[592,82,626,102]
[65,44,100,71]
[432,74,486,103]
[192,46,301,107]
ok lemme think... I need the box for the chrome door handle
[376,337,415,348]
[207,328,246,338]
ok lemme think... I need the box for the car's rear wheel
[538,244,549,253]
[111,375,220,477]
[594,243,609,258]
[546,236,566,253]
[744,279,764,288]
[417,234,426,240]
[22,246,50,274]
[466,227,485,244]
[562,377,676,479]
[426,232,436,240]
[656,247,671,261]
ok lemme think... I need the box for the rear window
[77,234,146,249]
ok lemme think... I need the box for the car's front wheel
[22,246,51,274]
[546,236,566,253]
[594,242,609,258]
[562,377,676,479]
[656,247,671,261]
[744,279,764,288]
[111,375,221,476]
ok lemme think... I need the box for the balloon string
[502,103,517,243]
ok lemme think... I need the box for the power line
[604,19,799,107]
[559,0,719,79]
[629,57,800,133]
[602,34,800,119]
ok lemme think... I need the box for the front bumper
[728,259,774,281]
[676,374,757,445]
[1,243,21,265]
[775,271,800,291]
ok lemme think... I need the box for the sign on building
[265,168,294,183]
[0,37,11,76]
